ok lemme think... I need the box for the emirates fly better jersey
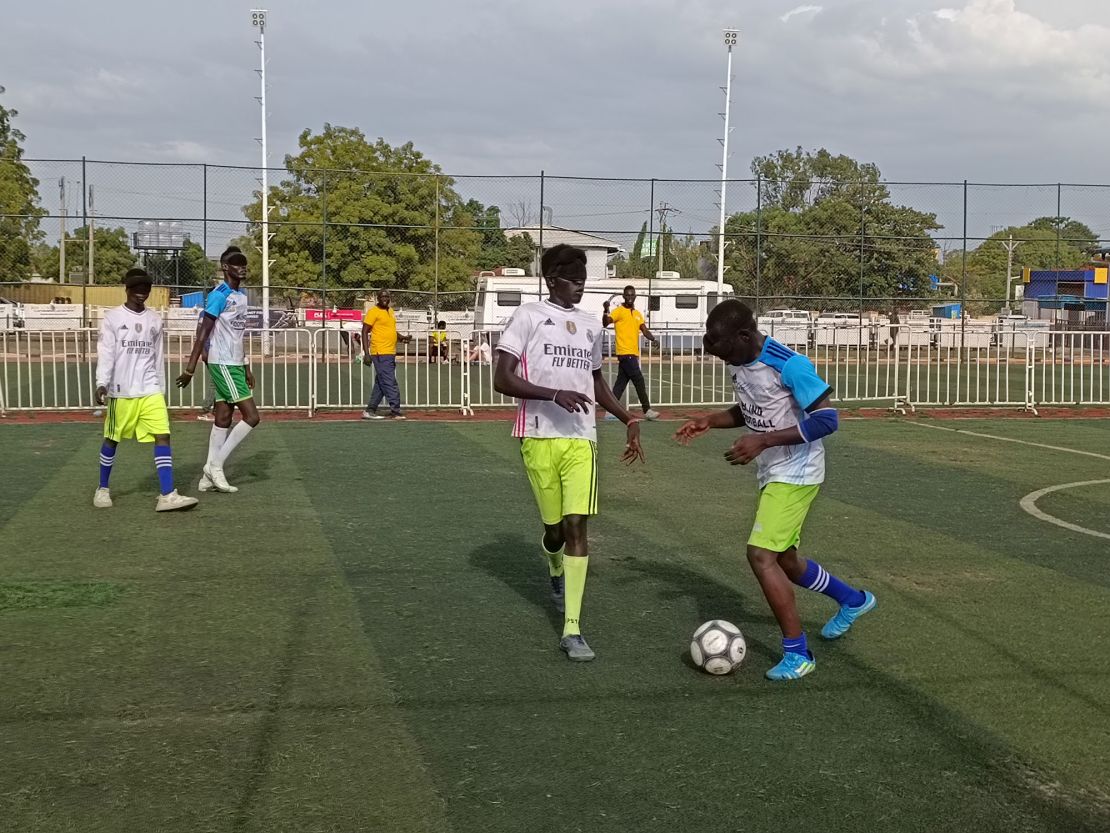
[497,300,604,441]
[728,337,833,488]
[95,305,165,398]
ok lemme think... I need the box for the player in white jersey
[494,244,645,662]
[93,269,198,512]
[675,300,875,681]
[176,246,260,493]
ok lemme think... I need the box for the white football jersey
[497,300,604,440]
[728,337,833,488]
[96,305,165,398]
[203,281,248,365]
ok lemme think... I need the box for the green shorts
[104,394,170,443]
[520,438,598,525]
[208,363,252,404]
[748,482,821,553]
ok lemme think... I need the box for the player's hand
[674,417,711,445]
[621,420,645,465]
[175,371,194,389]
[552,389,593,414]
[602,301,611,313]
[245,366,256,389]
[363,352,372,365]
[724,433,767,466]
[95,386,107,406]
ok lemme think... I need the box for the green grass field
[2,417,1109,832]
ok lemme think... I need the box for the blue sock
[796,559,866,608]
[99,442,116,488]
[154,445,174,495]
[783,633,810,658]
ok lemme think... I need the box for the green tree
[240,124,484,295]
[720,148,940,300]
[0,87,45,279]
[34,225,138,284]
[464,200,534,272]
[965,222,1092,301]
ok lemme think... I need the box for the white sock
[211,422,253,469]
[207,426,229,468]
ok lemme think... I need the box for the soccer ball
[690,620,747,675]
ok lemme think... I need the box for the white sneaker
[198,472,213,492]
[362,410,385,420]
[196,413,215,422]
[155,490,199,512]
[93,487,113,508]
[202,465,238,493]
[644,409,661,420]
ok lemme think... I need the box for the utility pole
[251,9,272,352]
[716,28,739,293]
[1002,233,1021,310]
[87,185,95,285]
[655,201,679,278]
[58,178,66,283]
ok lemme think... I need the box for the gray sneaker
[559,634,595,662]
[550,575,565,613]
[644,409,661,420]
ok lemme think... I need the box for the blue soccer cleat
[765,651,816,681]
[550,575,565,613]
[821,591,877,640]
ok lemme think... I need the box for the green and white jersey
[203,281,248,365]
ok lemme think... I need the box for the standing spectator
[429,320,449,364]
[361,289,412,420]
[602,285,660,420]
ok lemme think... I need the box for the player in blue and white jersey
[675,300,876,681]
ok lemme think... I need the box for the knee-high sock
[206,426,229,467]
[794,559,866,608]
[153,445,174,495]
[211,422,253,469]
[98,442,116,488]
[542,538,564,577]
[562,555,589,637]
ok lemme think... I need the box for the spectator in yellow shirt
[602,285,660,420]
[361,290,412,420]
[429,319,449,364]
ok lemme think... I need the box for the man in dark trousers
[603,285,660,420]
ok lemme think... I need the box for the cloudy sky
[4,0,1110,240]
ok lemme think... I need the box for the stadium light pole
[716,28,738,294]
[251,9,271,351]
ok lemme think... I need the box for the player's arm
[602,300,614,328]
[176,315,216,388]
[361,311,374,360]
[640,322,659,343]
[674,405,743,445]
[493,351,593,413]
[593,369,645,464]
[94,316,117,406]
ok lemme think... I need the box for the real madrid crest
[586,330,594,342]
[566,321,577,335]
[135,322,143,333]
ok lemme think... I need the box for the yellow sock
[562,555,589,637]
[542,538,564,577]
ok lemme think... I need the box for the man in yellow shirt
[602,285,660,420]
[361,290,412,420]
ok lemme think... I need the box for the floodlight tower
[716,28,738,293]
[251,9,271,347]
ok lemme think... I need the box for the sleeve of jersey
[781,354,833,412]
[496,309,530,359]
[362,307,378,327]
[204,290,228,320]
[95,314,117,390]
[591,328,603,371]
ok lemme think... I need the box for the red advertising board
[304,308,364,322]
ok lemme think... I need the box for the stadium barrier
[4,326,1110,416]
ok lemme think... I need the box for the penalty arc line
[906,421,1110,540]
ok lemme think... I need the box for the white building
[504,226,624,280]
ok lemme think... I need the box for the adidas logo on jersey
[543,318,555,326]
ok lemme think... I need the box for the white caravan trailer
[473,271,734,339]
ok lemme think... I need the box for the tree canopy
[0,87,45,279]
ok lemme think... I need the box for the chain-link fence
[4,158,1110,326]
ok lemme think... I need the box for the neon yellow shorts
[520,438,598,525]
[104,394,170,443]
[208,363,252,404]
[748,482,821,553]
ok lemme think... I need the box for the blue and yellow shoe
[821,591,877,640]
[765,651,816,681]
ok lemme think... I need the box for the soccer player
[361,289,412,420]
[175,247,260,493]
[602,285,660,420]
[93,268,198,512]
[674,300,875,681]
[494,244,646,662]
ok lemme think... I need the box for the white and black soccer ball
[690,619,747,675]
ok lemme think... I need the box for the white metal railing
[4,326,1110,416]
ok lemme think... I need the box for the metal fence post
[647,178,655,319]
[538,171,545,294]
[858,179,865,319]
[321,172,328,312]
[959,179,968,399]
[755,174,762,311]
[202,163,208,255]
[434,174,440,321]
